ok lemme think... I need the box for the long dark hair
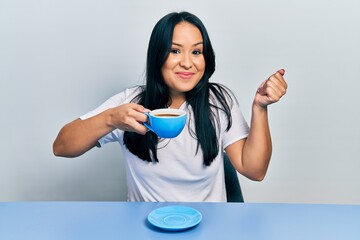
[123,12,232,166]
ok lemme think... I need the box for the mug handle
[143,112,155,133]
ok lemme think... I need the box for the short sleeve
[79,86,142,146]
[221,92,250,150]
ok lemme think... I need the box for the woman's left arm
[226,69,287,181]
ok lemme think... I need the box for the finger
[258,78,281,96]
[133,122,149,135]
[268,69,288,90]
[267,76,287,96]
[128,102,149,113]
[274,70,288,90]
[257,80,267,95]
[127,103,150,123]
[261,86,282,103]
[132,110,149,123]
[258,69,286,96]
[278,69,285,76]
[123,117,149,135]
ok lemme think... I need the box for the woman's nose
[179,54,193,69]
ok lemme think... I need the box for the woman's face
[161,22,205,102]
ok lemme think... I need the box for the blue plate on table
[147,206,202,231]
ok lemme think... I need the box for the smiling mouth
[176,72,194,79]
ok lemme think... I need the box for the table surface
[0,201,359,240]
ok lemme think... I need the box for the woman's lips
[176,72,194,80]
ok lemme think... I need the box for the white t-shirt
[81,86,249,202]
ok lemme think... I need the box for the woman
[53,12,287,202]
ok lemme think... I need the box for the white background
[1,0,359,203]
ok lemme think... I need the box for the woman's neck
[168,94,186,109]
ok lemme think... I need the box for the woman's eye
[193,50,202,55]
[170,49,180,54]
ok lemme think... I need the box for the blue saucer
[147,206,202,231]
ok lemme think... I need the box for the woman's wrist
[252,101,268,114]
[104,108,117,130]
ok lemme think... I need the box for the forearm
[229,69,286,180]
[53,109,115,158]
[242,104,272,181]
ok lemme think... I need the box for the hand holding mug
[110,103,150,135]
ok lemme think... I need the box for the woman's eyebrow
[172,42,204,47]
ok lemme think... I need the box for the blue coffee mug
[144,109,186,138]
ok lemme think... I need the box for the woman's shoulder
[109,85,145,104]
[209,82,232,94]
[209,82,238,106]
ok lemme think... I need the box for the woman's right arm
[53,103,149,158]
